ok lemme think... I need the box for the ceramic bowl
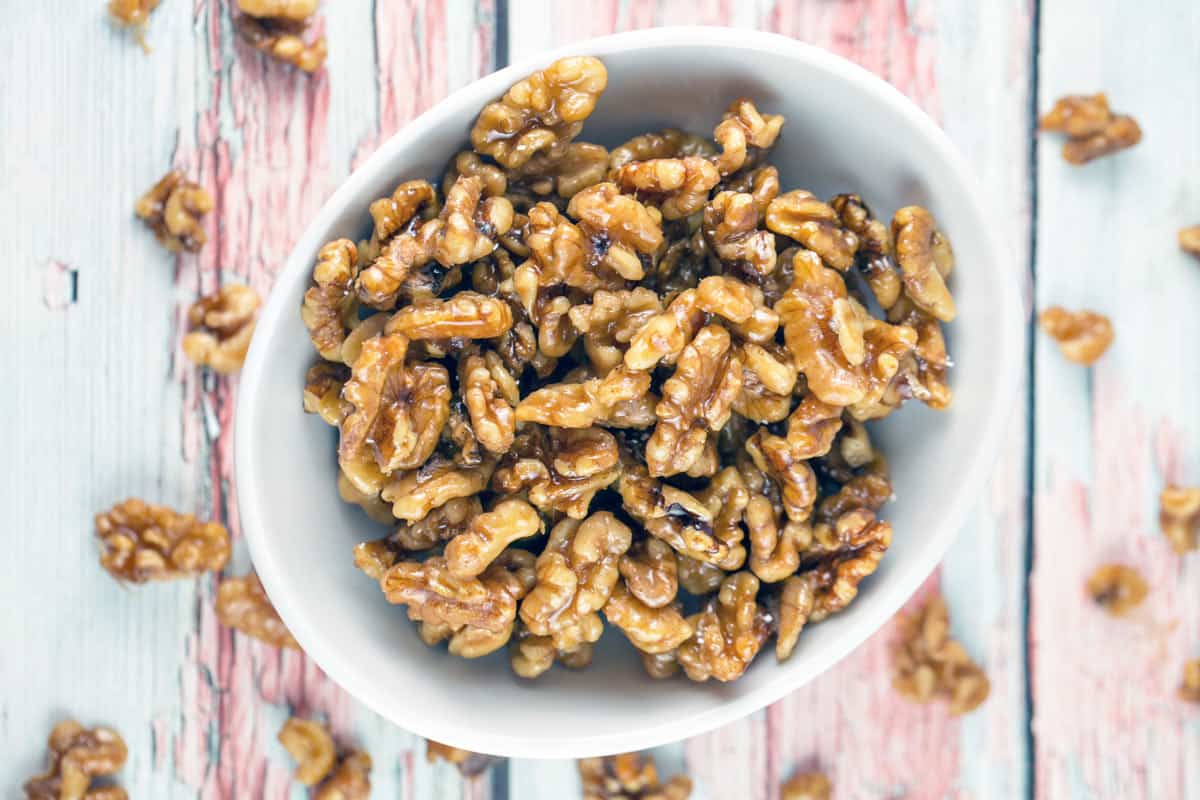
[237,26,1022,758]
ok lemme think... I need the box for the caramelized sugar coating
[234,9,327,73]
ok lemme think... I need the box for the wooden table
[6,1,1198,797]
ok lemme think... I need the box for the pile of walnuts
[300,56,959,683]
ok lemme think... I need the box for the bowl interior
[238,29,1019,758]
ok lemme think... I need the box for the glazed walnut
[470,56,608,169]
[579,752,693,800]
[1039,93,1141,165]
[493,425,622,518]
[234,12,327,73]
[237,0,318,22]
[807,510,892,621]
[516,365,651,429]
[677,572,772,682]
[1179,225,1200,260]
[135,169,213,253]
[773,574,815,661]
[703,191,777,276]
[616,157,721,220]
[618,466,743,569]
[181,284,261,374]
[1038,306,1113,365]
[619,538,679,608]
[386,292,513,340]
[831,192,903,309]
[603,581,694,655]
[509,142,610,198]
[1180,659,1200,704]
[23,720,128,800]
[216,572,300,649]
[460,351,519,453]
[304,361,349,426]
[892,594,990,715]
[1086,563,1148,616]
[382,552,528,634]
[781,772,832,800]
[95,498,230,583]
[567,182,664,280]
[712,97,785,176]
[302,239,360,361]
[766,190,859,271]
[426,740,499,778]
[1159,485,1200,553]
[278,718,335,785]
[381,456,495,521]
[609,128,715,172]
[445,498,543,578]
[314,751,372,800]
[108,0,160,39]
[891,206,956,322]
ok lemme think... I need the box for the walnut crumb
[1180,225,1200,260]
[781,772,832,800]
[1160,485,1200,553]
[1039,93,1141,164]
[1085,563,1148,616]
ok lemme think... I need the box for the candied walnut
[314,751,372,800]
[815,469,893,526]
[703,191,777,276]
[648,325,743,477]
[1160,485,1200,553]
[619,538,678,608]
[712,97,785,176]
[516,364,650,429]
[382,552,527,633]
[304,361,349,426]
[237,0,317,20]
[567,182,664,280]
[302,239,361,361]
[781,772,832,800]
[432,176,514,266]
[831,192,902,309]
[134,169,213,253]
[641,650,681,679]
[339,333,450,474]
[604,581,693,655]
[677,572,771,682]
[570,288,663,374]
[774,574,815,661]
[1086,563,1148,616]
[470,56,608,169]
[1179,225,1200,260]
[382,456,495,521]
[1038,306,1113,365]
[386,291,513,340]
[1039,93,1113,137]
[367,180,438,251]
[519,512,633,651]
[445,498,543,578]
[460,351,518,453]
[1062,115,1142,165]
[517,202,611,295]
[493,426,622,518]
[766,190,859,271]
[216,573,300,649]
[510,142,610,198]
[677,552,725,596]
[338,312,388,367]
[95,498,230,583]
[745,420,825,523]
[23,720,128,800]
[109,0,160,27]
[510,626,595,678]
[337,468,394,525]
[891,206,956,322]
[278,718,335,786]
[892,594,990,715]
[609,128,715,172]
[888,296,953,410]
[579,752,692,800]
[720,164,780,219]
[234,12,327,73]
[181,283,261,374]
[1180,659,1200,703]
[356,231,436,311]
[807,510,892,621]
[426,740,498,778]
[616,157,721,220]
[734,343,795,424]
[746,495,808,582]
[624,289,707,370]
[619,465,742,568]
[444,151,508,198]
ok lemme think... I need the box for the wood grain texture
[1032,2,1200,799]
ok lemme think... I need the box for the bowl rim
[236,25,1024,758]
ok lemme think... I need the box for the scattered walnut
[892,594,990,715]
[618,538,679,608]
[1159,485,1200,553]
[891,206,956,322]
[135,169,213,253]
[579,752,692,800]
[278,718,336,786]
[94,498,230,583]
[1086,563,1149,616]
[713,97,785,176]
[766,190,859,270]
[1038,306,1113,365]
[471,56,608,169]
[781,772,832,800]
[703,191,777,276]
[23,720,128,800]
[677,572,771,682]
[181,283,260,374]
[1179,225,1200,260]
[216,572,300,649]
[304,361,349,426]
[302,239,361,361]
[234,12,327,73]
[314,751,372,800]
[426,740,499,778]
[616,157,721,220]
[237,0,318,22]
[1180,659,1200,704]
[108,0,160,51]
[445,498,543,578]
[1039,93,1114,138]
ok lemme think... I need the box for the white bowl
[237,26,1022,759]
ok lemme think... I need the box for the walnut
[603,580,693,655]
[640,650,681,679]
[181,283,261,374]
[888,296,953,410]
[891,206,956,322]
[470,56,608,169]
[567,182,664,280]
[774,574,815,661]
[304,361,349,426]
[23,720,128,800]
[745,414,829,523]
[216,573,300,649]
[676,553,725,596]
[445,498,543,578]
[456,351,516,453]
[1038,306,1113,365]
[579,752,692,800]
[781,772,832,800]
[278,718,335,785]
[1160,485,1200,553]
[703,191,777,276]
[1180,659,1200,703]
[134,169,213,253]
[517,202,612,296]
[624,289,707,370]
[720,164,780,220]
[807,510,892,622]
[510,625,595,678]
[382,551,528,633]
[358,497,479,563]
[815,470,893,526]
[493,426,622,518]
[385,291,513,340]
[766,190,859,270]
[1086,563,1148,616]
[108,0,160,28]
[831,193,902,309]
[618,538,678,608]
[516,364,650,429]
[616,157,721,220]
[314,751,372,800]
[426,740,499,778]
[381,456,495,522]
[609,128,715,172]
[746,495,807,582]
[234,12,327,73]
[892,595,990,715]
[302,239,361,361]
[237,0,317,20]
[713,97,785,176]
[677,572,771,682]
[337,468,395,525]
[444,151,508,198]
[734,342,796,423]
[1040,94,1141,165]
[618,465,744,568]
[94,498,230,583]
[519,512,633,651]
[510,142,610,198]
[432,176,514,266]
[1179,225,1200,260]
[569,288,663,374]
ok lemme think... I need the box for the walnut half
[23,721,128,800]
[95,498,230,583]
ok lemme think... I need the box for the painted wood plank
[1032,3,1200,799]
